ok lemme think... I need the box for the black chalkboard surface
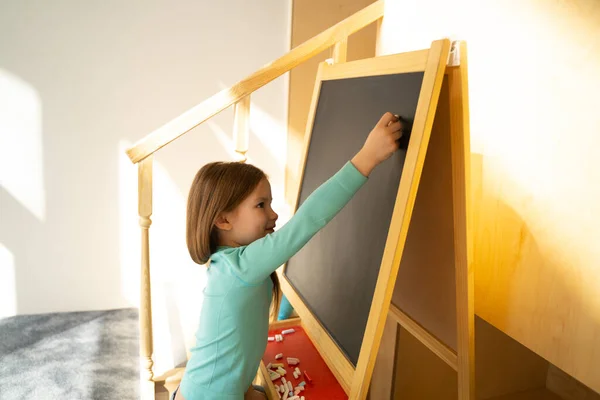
[284,72,424,366]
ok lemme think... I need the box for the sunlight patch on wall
[207,120,252,163]
[215,81,290,222]
[248,103,286,167]
[0,69,45,221]
[216,81,287,167]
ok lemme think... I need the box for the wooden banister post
[333,38,348,63]
[233,95,251,162]
[138,156,155,399]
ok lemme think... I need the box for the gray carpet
[0,308,139,399]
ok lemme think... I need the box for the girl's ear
[214,213,232,231]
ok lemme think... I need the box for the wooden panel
[390,317,557,400]
[378,1,600,393]
[475,317,549,400]
[474,155,600,395]
[368,314,398,400]
[393,325,458,400]
[388,303,457,370]
[320,49,429,80]
[546,364,600,400]
[486,389,563,400]
[286,0,378,203]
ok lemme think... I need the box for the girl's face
[217,178,279,247]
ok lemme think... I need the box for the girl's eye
[257,202,265,208]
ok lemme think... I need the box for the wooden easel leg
[368,315,399,400]
[448,41,475,400]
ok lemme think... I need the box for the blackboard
[284,72,424,366]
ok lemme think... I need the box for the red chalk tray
[262,325,348,400]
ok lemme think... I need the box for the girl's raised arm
[220,112,403,284]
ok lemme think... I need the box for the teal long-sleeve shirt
[180,161,367,400]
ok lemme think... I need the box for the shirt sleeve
[219,161,368,284]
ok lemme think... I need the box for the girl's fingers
[387,121,402,132]
[377,112,397,127]
[392,130,403,140]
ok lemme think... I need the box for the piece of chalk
[268,336,275,341]
[271,363,284,368]
[298,381,306,387]
[270,372,281,381]
[303,371,312,383]
[275,353,283,360]
[287,381,293,391]
[282,328,295,335]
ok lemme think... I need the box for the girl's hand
[351,112,403,177]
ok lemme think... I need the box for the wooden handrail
[126,0,384,164]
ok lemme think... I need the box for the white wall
[0,0,290,333]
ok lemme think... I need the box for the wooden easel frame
[274,39,473,400]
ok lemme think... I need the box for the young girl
[175,112,403,400]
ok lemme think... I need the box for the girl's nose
[272,210,279,221]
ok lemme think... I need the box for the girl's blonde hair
[186,161,280,317]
